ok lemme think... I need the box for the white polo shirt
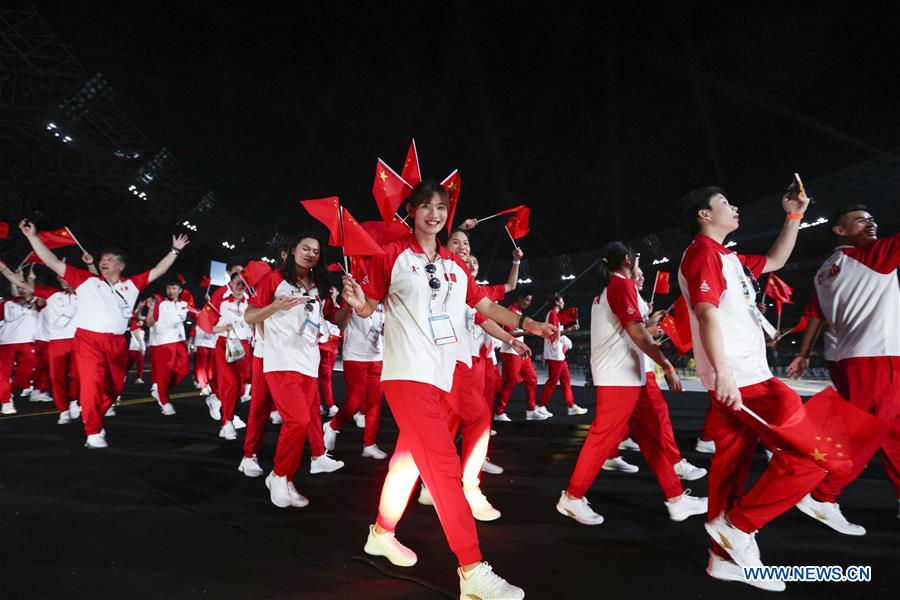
[361,234,487,392]
[208,285,252,341]
[62,265,150,335]
[342,305,384,362]
[194,326,218,349]
[543,309,566,361]
[149,299,188,346]
[250,271,325,377]
[33,286,78,341]
[637,295,655,373]
[678,234,771,390]
[0,300,39,345]
[128,326,145,352]
[590,272,646,386]
[808,234,899,361]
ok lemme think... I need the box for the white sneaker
[33,391,53,402]
[161,403,176,416]
[795,494,866,536]
[493,413,512,422]
[151,383,160,405]
[704,515,763,568]
[362,444,387,460]
[286,481,309,507]
[465,488,501,521]
[269,410,283,425]
[418,484,434,506]
[525,410,548,421]
[706,549,786,592]
[134,377,145,384]
[200,385,211,396]
[666,489,708,522]
[104,406,116,417]
[265,472,293,508]
[1,402,17,415]
[353,412,366,428]
[556,491,605,525]
[219,421,237,441]
[537,405,554,418]
[57,411,72,425]
[674,459,707,481]
[458,562,524,600]
[232,414,246,430]
[328,405,339,417]
[205,394,222,421]
[567,404,588,416]
[695,438,716,454]
[481,459,504,475]
[20,386,33,397]
[603,457,639,473]
[238,455,264,477]
[322,422,338,451]
[68,401,81,419]
[310,453,344,474]
[241,383,251,403]
[618,437,640,452]
[85,433,108,449]
[364,524,417,567]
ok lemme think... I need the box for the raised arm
[0,260,34,293]
[694,302,741,409]
[19,220,66,276]
[148,234,190,283]
[762,190,810,273]
[82,251,99,276]
[503,247,524,292]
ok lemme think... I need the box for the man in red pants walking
[494,291,542,421]
[19,219,188,448]
[146,280,190,416]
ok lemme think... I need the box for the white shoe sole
[238,464,264,478]
[556,502,604,525]
[796,501,866,536]
[364,535,417,567]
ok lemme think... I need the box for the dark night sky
[37,1,900,257]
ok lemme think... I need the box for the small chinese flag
[39,227,78,250]
[177,273,186,284]
[372,159,413,223]
[179,289,196,309]
[326,263,343,273]
[360,218,410,246]
[659,296,693,354]
[505,205,531,240]
[764,273,794,316]
[0,221,8,239]
[558,307,579,326]
[22,251,43,266]
[654,271,671,295]
[441,169,461,233]
[759,387,884,477]
[790,315,810,334]
[300,197,386,257]
[199,275,211,289]
[401,139,422,186]
[196,304,218,334]
[239,260,272,291]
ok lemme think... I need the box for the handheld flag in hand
[764,273,794,316]
[199,275,211,289]
[653,272,671,295]
[659,296,692,354]
[401,139,422,186]
[238,260,272,295]
[326,263,344,273]
[361,218,410,246]
[300,197,386,257]
[39,227,80,250]
[558,307,579,326]
[505,205,530,240]
[372,159,413,223]
[790,315,810,334]
[441,170,461,233]
[196,303,218,334]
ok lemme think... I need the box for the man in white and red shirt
[495,291,542,420]
[676,185,826,589]
[19,219,189,448]
[787,205,899,532]
[0,283,39,414]
[146,280,190,415]
[538,294,586,416]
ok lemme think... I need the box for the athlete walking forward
[342,180,557,600]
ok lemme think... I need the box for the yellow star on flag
[810,448,828,462]
[378,169,388,183]
[447,181,457,191]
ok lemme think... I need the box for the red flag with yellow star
[759,387,884,476]
[441,169,461,233]
[300,197,385,257]
[361,218,410,246]
[401,139,421,186]
[39,227,79,250]
[372,159,413,223]
[505,205,530,239]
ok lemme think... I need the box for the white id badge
[428,314,458,346]
[301,318,320,344]
[366,326,381,343]
[119,304,132,319]
[54,313,73,328]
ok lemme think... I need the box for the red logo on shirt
[817,263,841,286]
[411,265,418,274]
[446,273,457,283]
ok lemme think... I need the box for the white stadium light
[561,274,576,281]
[476,279,490,285]
[799,217,828,230]
[652,257,670,266]
[724,240,737,248]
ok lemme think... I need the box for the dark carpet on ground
[1,376,897,599]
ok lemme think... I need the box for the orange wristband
[786,213,804,221]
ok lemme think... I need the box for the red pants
[149,342,189,405]
[705,378,827,556]
[0,343,36,402]
[567,385,684,500]
[48,338,79,413]
[483,361,500,412]
[194,346,215,388]
[446,359,491,488]
[375,380,482,566]
[814,356,900,501]
[331,360,383,447]
[539,359,575,408]
[126,350,145,379]
[611,375,683,463]
[214,337,251,424]
[265,371,318,479]
[73,329,127,436]
[243,356,273,458]
[33,340,50,393]
[497,353,537,413]
[318,349,337,408]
